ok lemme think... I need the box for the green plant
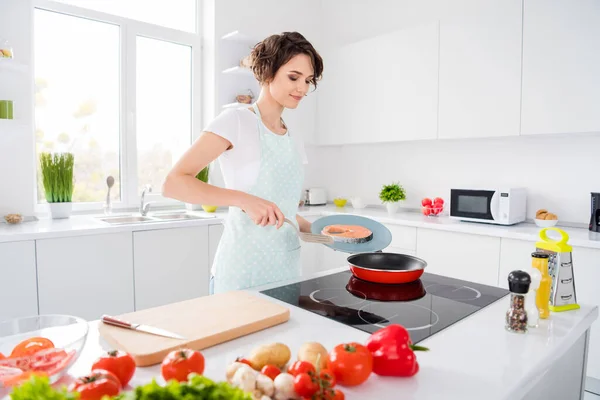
[40,152,75,203]
[379,182,406,203]
[195,164,210,183]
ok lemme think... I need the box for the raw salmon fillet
[321,224,373,243]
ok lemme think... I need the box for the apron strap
[251,103,290,136]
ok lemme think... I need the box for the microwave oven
[449,188,527,225]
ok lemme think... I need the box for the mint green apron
[210,103,304,294]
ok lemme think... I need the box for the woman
[163,31,324,294]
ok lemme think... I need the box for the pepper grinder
[506,270,531,334]
[527,268,541,328]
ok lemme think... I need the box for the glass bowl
[0,314,89,388]
[422,206,444,217]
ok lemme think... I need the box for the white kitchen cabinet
[498,238,537,288]
[437,0,522,139]
[36,233,134,321]
[385,224,417,253]
[208,223,224,271]
[416,228,500,286]
[568,246,600,386]
[317,21,439,145]
[133,226,210,311]
[521,0,600,135]
[0,241,38,320]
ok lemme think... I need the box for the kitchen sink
[97,211,214,225]
[151,213,205,220]
[98,215,157,225]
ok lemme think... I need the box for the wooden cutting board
[98,291,290,366]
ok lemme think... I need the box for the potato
[248,342,291,370]
[297,342,328,370]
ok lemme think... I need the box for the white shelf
[221,31,259,46]
[221,66,254,76]
[0,59,29,73]
[222,102,252,109]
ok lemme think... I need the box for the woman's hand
[239,193,285,228]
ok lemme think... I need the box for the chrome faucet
[140,184,152,216]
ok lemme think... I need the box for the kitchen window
[33,0,201,211]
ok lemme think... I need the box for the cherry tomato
[332,389,345,400]
[10,337,54,357]
[236,357,253,368]
[327,342,373,387]
[319,368,336,388]
[288,360,316,377]
[161,349,205,382]
[68,369,121,400]
[92,350,136,387]
[261,364,281,380]
[294,372,319,397]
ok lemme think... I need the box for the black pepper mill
[506,270,531,334]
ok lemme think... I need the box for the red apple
[423,205,432,216]
[422,198,433,207]
[433,197,444,206]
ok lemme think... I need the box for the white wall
[303,0,599,225]
[0,0,35,218]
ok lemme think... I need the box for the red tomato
[294,372,319,397]
[161,349,205,382]
[433,197,444,206]
[260,364,281,380]
[0,353,6,360]
[288,360,316,377]
[68,369,121,400]
[332,389,345,400]
[421,198,432,207]
[10,337,54,357]
[0,348,75,376]
[327,343,373,387]
[320,368,336,388]
[92,350,136,387]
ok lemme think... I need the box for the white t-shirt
[202,107,308,192]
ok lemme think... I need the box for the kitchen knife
[101,315,186,340]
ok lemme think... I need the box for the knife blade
[101,315,186,340]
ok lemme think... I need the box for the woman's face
[268,53,314,109]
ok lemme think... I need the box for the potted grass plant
[379,182,406,214]
[40,152,75,219]
[186,164,217,212]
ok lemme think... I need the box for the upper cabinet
[316,21,439,145]
[520,0,600,136]
[437,0,522,139]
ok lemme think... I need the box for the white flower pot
[186,203,203,211]
[386,202,399,215]
[48,202,72,219]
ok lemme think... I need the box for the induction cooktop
[260,271,509,343]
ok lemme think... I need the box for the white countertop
[2,204,600,249]
[57,267,598,400]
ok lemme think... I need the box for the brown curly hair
[249,32,323,89]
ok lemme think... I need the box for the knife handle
[102,315,134,329]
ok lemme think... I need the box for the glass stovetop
[260,270,509,343]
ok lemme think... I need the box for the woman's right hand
[239,193,285,229]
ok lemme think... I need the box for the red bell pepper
[365,324,429,377]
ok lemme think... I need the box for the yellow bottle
[531,252,551,319]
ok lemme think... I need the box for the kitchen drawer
[386,224,417,251]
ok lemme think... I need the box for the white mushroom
[226,362,255,382]
[256,373,275,397]
[273,372,298,400]
[232,365,257,393]
[260,396,272,400]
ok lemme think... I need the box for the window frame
[32,0,202,214]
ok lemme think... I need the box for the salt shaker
[526,268,542,328]
[506,270,531,333]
